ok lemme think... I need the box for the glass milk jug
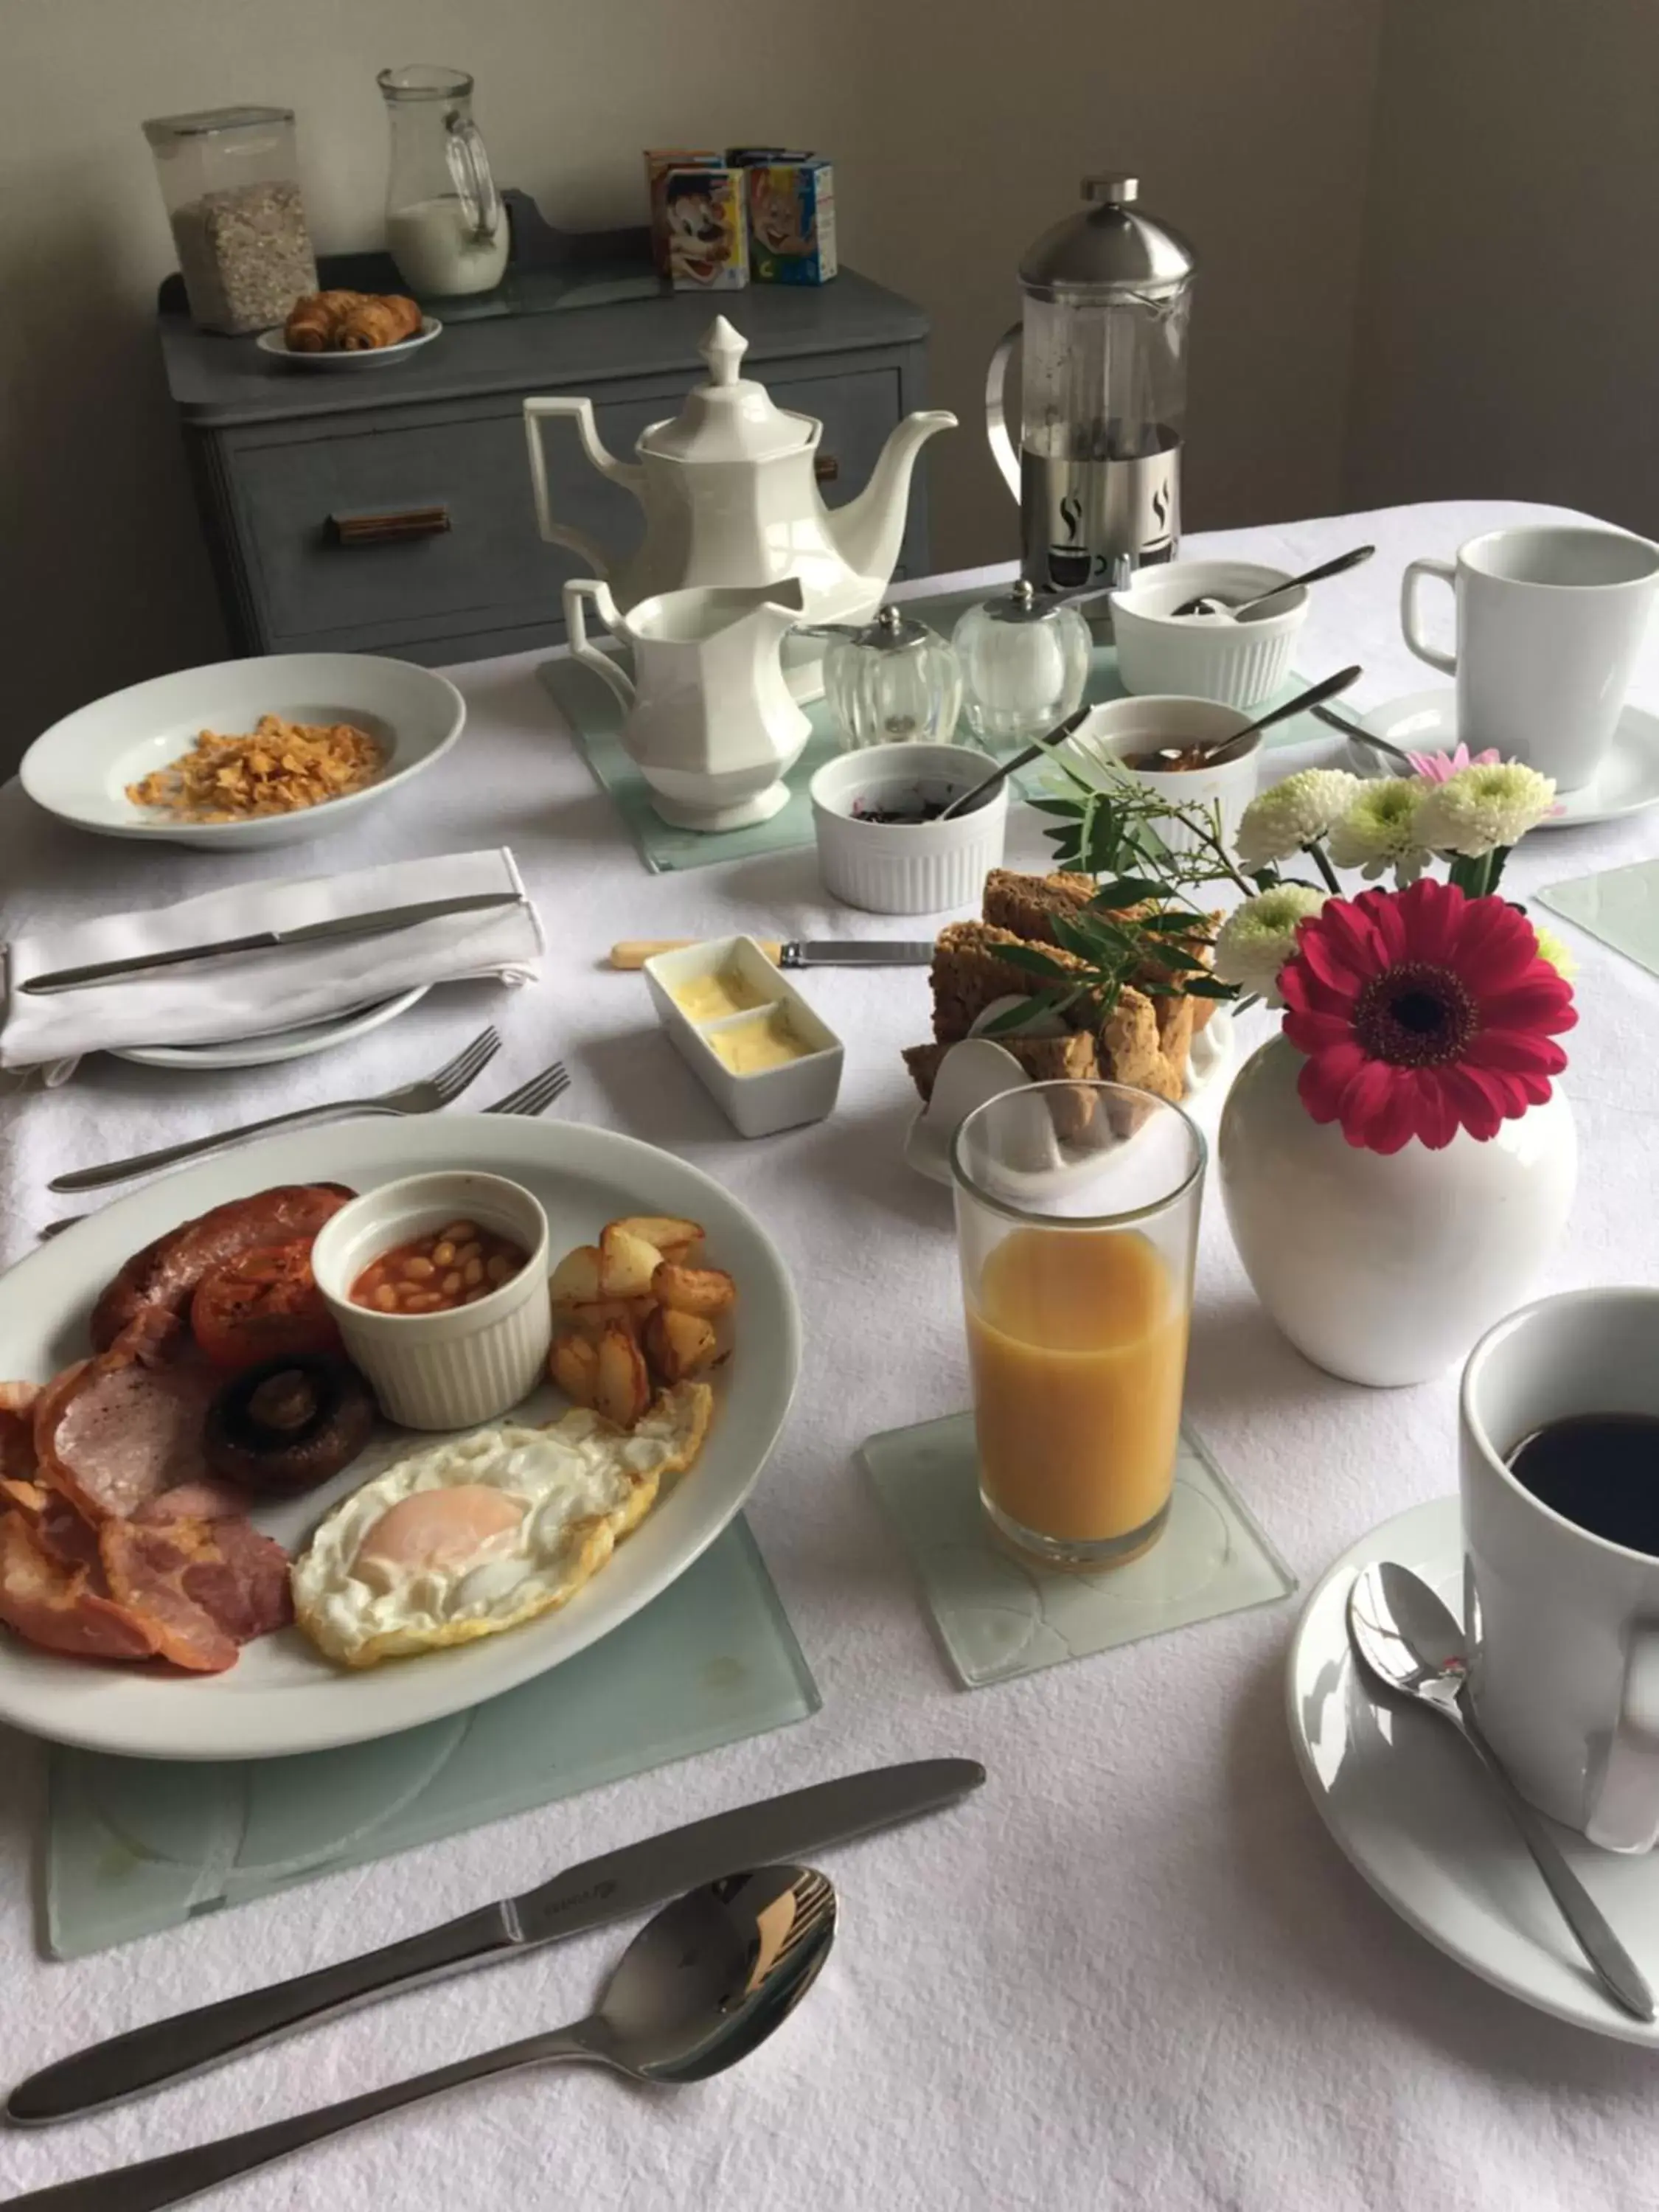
[987,176,1195,594]
[378,64,507,297]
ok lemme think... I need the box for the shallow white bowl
[1062,697,1263,852]
[20,653,465,851]
[311,1171,552,1430]
[643,936,844,1138]
[1110,560,1307,707]
[809,743,1007,914]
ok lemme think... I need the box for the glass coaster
[862,1411,1296,1689]
[1537,860,1659,978]
[46,1516,817,1959]
[538,589,1321,877]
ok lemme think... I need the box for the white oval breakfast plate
[20,654,465,852]
[112,987,429,1071]
[1287,1495,1659,2045]
[0,1116,800,1761]
[254,316,442,368]
[1344,687,1659,828]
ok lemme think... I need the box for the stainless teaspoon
[1347,1563,1654,2022]
[1172,542,1376,619]
[4,1866,838,2212]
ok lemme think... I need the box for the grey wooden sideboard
[156,241,935,667]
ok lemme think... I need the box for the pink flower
[1408,742,1502,783]
[1279,879,1576,1154]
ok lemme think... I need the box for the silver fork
[483,1060,570,1118]
[38,1056,569,1238]
[48,1029,502,1195]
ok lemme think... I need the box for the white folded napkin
[1,848,544,1074]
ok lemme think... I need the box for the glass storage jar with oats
[144,106,318,335]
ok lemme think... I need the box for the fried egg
[291,1382,712,1668]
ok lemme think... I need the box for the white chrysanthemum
[1326,779,1432,883]
[1234,770,1363,869]
[1416,761,1557,857]
[1212,886,1328,1006]
[1531,924,1577,981]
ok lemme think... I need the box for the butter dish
[643,935,844,1137]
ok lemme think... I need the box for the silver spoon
[1173,543,1376,620]
[1307,701,1417,771]
[1347,1564,1654,2023]
[7,1867,837,2212]
[1127,665,1363,769]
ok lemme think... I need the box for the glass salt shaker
[952,580,1092,748]
[823,608,964,751]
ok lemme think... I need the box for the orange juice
[965,1225,1188,1549]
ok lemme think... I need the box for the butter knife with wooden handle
[611,939,933,970]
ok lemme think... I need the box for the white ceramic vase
[1217,1034,1576,1387]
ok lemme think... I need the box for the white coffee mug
[1402,526,1659,790]
[1461,1288,1659,1851]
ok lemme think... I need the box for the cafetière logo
[1059,492,1082,544]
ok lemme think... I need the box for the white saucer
[1346,688,1659,827]
[1287,1494,1659,2044]
[254,317,442,369]
[904,1008,1234,1186]
[112,986,428,1071]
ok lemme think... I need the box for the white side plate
[254,316,442,369]
[112,987,429,1071]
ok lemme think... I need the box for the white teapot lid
[639,317,814,464]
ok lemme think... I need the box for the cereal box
[644,149,723,276]
[745,157,837,285]
[664,167,749,291]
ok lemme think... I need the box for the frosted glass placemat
[1537,860,1659,977]
[862,1411,1296,1690]
[46,1517,817,1958]
[540,585,1322,875]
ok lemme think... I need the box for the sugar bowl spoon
[1347,1563,1653,2023]
[1173,543,1375,620]
[6,1866,837,2212]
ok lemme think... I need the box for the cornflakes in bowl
[126,716,386,824]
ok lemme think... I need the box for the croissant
[338,295,423,351]
[284,291,368,352]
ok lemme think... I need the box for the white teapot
[563,574,809,831]
[527,319,955,644]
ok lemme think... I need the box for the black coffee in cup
[1508,1413,1659,1554]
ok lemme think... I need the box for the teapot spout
[829,411,957,586]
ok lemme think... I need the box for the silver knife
[611,939,933,970]
[21,892,526,996]
[7,1756,984,2126]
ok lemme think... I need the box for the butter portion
[671,968,769,1025]
[707,1010,815,1075]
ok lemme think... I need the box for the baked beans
[349,1219,527,1315]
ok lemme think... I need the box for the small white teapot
[563,574,809,832]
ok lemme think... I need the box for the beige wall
[1346,0,1659,528]
[1,0,1383,768]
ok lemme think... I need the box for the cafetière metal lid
[1018,175,1197,302]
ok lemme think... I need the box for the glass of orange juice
[952,1081,1206,1571]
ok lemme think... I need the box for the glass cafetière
[987,175,1195,595]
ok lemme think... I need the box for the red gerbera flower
[1278,878,1576,1154]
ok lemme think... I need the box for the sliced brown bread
[902,1031,1099,1103]
[931,922,1088,1043]
[982,868,1220,1037]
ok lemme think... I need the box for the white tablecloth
[4,501,1659,2212]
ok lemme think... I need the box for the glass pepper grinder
[952,579,1092,748]
[823,607,964,751]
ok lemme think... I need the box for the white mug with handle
[1401,525,1659,790]
[1462,1288,1659,1852]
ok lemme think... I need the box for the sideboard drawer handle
[330,507,451,546]
[813,453,840,484]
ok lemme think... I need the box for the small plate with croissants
[257,290,442,368]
